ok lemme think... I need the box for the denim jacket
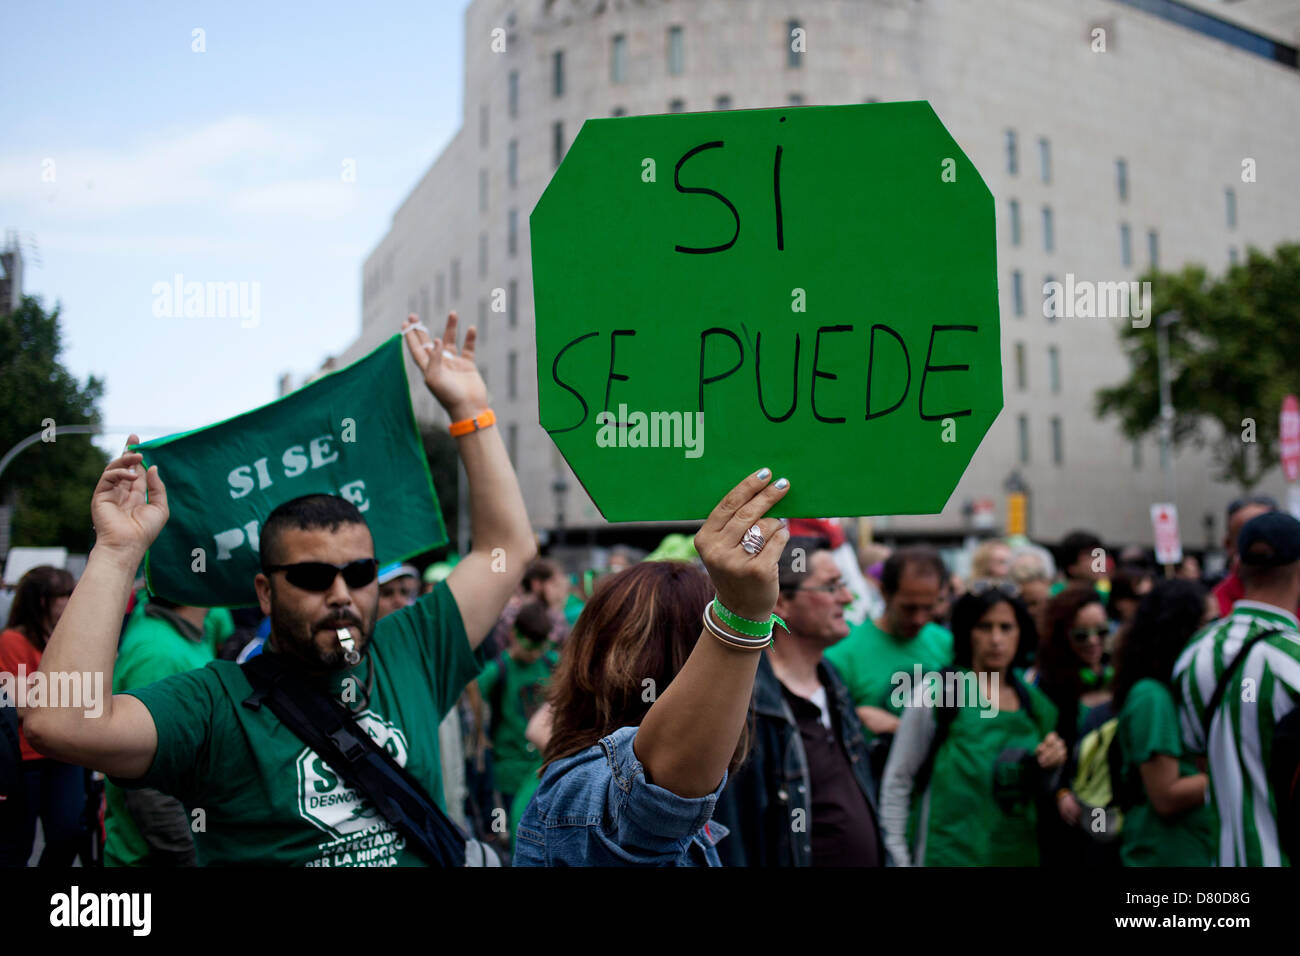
[711,654,880,866]
[513,725,730,866]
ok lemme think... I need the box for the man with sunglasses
[24,314,538,866]
[713,536,882,866]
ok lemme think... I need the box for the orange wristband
[449,408,496,437]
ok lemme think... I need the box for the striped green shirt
[1173,600,1300,867]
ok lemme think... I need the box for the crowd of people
[2,314,1298,867]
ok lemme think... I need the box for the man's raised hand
[402,312,490,423]
[91,434,169,562]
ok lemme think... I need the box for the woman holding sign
[513,469,789,866]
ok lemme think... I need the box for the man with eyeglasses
[23,314,537,866]
[712,536,882,866]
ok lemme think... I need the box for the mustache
[316,611,363,631]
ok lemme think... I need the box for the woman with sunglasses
[514,469,789,866]
[878,584,1067,866]
[1037,586,1114,861]
[1111,579,1215,866]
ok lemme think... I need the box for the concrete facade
[342,0,1300,549]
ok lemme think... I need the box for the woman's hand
[1035,731,1067,769]
[402,312,489,423]
[1057,789,1082,826]
[90,435,169,565]
[694,469,790,621]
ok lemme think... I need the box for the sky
[1,0,470,454]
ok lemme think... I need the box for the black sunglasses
[264,559,378,592]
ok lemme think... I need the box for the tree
[1095,243,1300,490]
[0,295,109,553]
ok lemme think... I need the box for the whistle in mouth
[336,628,361,666]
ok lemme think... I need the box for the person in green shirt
[477,600,558,837]
[22,314,537,866]
[825,546,953,744]
[104,597,214,866]
[879,586,1067,865]
[1113,578,1216,866]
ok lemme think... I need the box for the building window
[1226,187,1237,229]
[1009,199,1021,246]
[552,121,564,168]
[508,208,518,257]
[1012,270,1024,317]
[667,25,684,75]
[420,286,429,323]
[553,50,565,98]
[668,98,685,113]
[787,93,804,106]
[508,350,518,401]
[508,278,518,328]
[611,34,627,84]
[1229,246,1239,266]
[1116,158,1128,202]
[1006,129,1018,176]
[478,298,487,344]
[450,260,460,302]
[508,71,519,119]
[507,423,518,467]
[1120,223,1132,268]
[1044,275,1056,322]
[1042,206,1054,253]
[1017,414,1030,464]
[611,106,626,116]
[1148,229,1159,269]
[1048,345,1061,394]
[478,168,488,214]
[478,233,488,277]
[480,104,488,148]
[507,139,518,188]
[408,294,418,317]
[1015,342,1027,391]
[1039,137,1051,184]
[436,273,445,311]
[715,94,732,110]
[787,20,803,68]
[1050,417,1063,466]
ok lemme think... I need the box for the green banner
[531,101,1002,522]
[132,335,446,606]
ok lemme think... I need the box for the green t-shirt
[112,581,483,867]
[204,606,236,657]
[477,650,558,797]
[1117,678,1216,867]
[105,609,218,867]
[914,675,1059,866]
[825,618,953,738]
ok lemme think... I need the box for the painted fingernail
[756,468,771,481]
[774,478,789,490]
[128,466,137,475]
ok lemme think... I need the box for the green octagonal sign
[531,101,1001,522]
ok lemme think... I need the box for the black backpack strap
[914,668,962,795]
[241,654,467,867]
[1201,625,1279,741]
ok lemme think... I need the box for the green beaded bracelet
[712,598,789,638]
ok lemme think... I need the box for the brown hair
[543,561,747,770]
[7,565,75,651]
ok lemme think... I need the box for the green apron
[911,678,1057,866]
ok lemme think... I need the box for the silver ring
[741,524,766,555]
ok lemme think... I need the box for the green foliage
[0,295,109,551]
[421,424,460,554]
[1095,243,1300,490]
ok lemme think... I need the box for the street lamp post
[1155,310,1181,509]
